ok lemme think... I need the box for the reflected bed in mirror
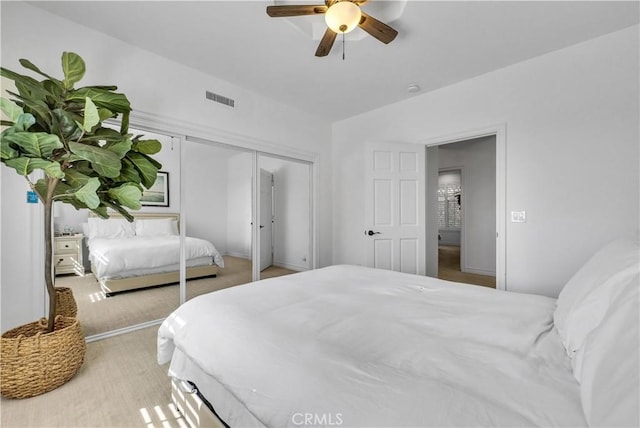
[86,212,224,296]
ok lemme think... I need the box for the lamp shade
[325,1,361,34]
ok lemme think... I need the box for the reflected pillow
[87,217,135,240]
[135,218,176,237]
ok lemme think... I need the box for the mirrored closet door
[52,127,317,339]
[181,139,315,300]
[53,128,181,338]
[183,139,254,301]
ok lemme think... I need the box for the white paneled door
[365,143,426,275]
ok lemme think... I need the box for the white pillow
[568,265,639,379]
[135,218,177,237]
[563,265,640,372]
[87,217,135,240]
[554,237,639,357]
[578,272,639,427]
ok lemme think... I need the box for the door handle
[260,225,265,229]
[366,230,381,236]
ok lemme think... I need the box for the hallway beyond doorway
[438,245,496,288]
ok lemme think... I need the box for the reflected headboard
[88,211,179,222]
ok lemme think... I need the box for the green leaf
[9,94,52,129]
[69,140,121,178]
[4,156,64,178]
[68,160,95,176]
[3,132,63,158]
[82,97,100,132]
[82,127,124,143]
[104,137,132,159]
[74,177,100,208]
[42,80,65,107]
[132,138,162,155]
[1,67,51,101]
[19,59,63,87]
[98,108,115,122]
[35,178,75,203]
[51,109,83,141]
[62,168,93,188]
[61,52,86,90]
[15,113,36,132]
[120,111,130,134]
[1,131,19,160]
[0,97,23,121]
[108,183,142,210]
[127,152,161,188]
[50,180,74,197]
[115,159,141,183]
[90,205,109,219]
[67,87,131,113]
[100,201,135,221]
[33,179,48,201]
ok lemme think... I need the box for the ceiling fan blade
[315,28,337,57]
[358,11,398,44]
[266,5,327,17]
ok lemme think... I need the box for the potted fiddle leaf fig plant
[0,51,162,399]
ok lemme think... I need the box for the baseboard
[461,266,496,277]
[227,251,250,260]
[273,260,309,272]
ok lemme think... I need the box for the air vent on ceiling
[205,90,235,108]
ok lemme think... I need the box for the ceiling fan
[266,0,398,57]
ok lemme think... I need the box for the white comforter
[89,236,224,279]
[158,265,586,427]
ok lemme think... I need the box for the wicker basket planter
[55,287,77,318]
[1,316,86,399]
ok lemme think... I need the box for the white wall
[438,136,496,275]
[0,2,332,331]
[332,25,639,297]
[0,169,46,329]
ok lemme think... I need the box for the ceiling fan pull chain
[342,32,346,60]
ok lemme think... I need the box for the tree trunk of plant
[44,178,58,333]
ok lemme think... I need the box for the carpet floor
[0,325,181,428]
[2,259,296,427]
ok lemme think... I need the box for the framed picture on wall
[141,171,169,207]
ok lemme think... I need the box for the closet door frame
[255,152,315,281]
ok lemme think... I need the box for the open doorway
[429,136,497,288]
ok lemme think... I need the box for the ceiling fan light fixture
[325,1,362,33]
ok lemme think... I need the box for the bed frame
[88,212,219,296]
[171,378,227,428]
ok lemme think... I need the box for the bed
[86,213,224,296]
[157,237,639,427]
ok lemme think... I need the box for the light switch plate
[511,211,526,223]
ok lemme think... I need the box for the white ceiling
[30,1,639,122]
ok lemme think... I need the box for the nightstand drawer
[55,239,79,253]
[55,254,76,268]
